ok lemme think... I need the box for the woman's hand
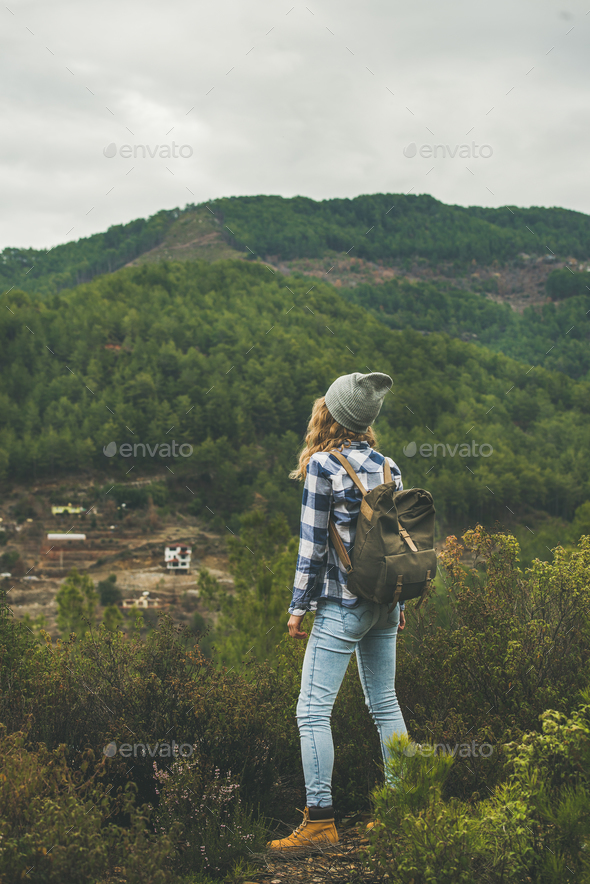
[288,614,307,639]
[398,610,406,631]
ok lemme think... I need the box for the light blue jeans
[296,597,407,807]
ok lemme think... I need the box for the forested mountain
[341,272,590,381]
[0,208,178,297]
[4,193,590,298]
[213,193,590,263]
[1,259,589,545]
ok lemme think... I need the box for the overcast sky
[1,0,589,251]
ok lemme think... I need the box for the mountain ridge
[4,192,590,302]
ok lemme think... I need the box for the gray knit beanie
[324,371,392,433]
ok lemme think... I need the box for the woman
[267,371,408,855]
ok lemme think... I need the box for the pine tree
[55,569,97,637]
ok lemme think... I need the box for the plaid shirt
[288,441,403,615]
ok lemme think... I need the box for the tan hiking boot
[267,806,339,856]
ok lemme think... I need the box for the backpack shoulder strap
[383,456,392,484]
[329,449,367,497]
[328,520,353,573]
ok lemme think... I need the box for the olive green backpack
[327,449,437,612]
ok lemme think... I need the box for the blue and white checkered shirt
[288,441,403,615]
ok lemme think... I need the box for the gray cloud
[1,0,589,250]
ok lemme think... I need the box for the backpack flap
[385,549,438,602]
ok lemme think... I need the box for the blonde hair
[289,396,378,481]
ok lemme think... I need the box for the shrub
[0,595,298,877]
[5,525,588,879]
[367,693,590,884]
[396,528,590,800]
[190,611,207,633]
[153,759,267,877]
[0,549,20,571]
[366,734,532,884]
[0,599,299,829]
[55,569,98,637]
[20,610,48,636]
[102,603,124,632]
[0,726,178,884]
[97,573,121,606]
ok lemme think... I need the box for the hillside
[212,192,590,263]
[1,258,589,558]
[338,272,590,381]
[5,192,590,299]
[0,472,233,642]
[3,193,590,388]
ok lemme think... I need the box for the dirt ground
[249,815,392,884]
[269,252,578,314]
[103,817,391,884]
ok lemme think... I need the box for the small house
[165,544,192,572]
[52,504,85,516]
[121,591,163,609]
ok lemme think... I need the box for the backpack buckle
[415,570,432,614]
[388,575,403,613]
[399,527,418,552]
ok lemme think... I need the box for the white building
[121,590,163,609]
[165,544,192,572]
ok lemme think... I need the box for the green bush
[0,726,178,884]
[367,733,532,884]
[0,549,20,571]
[189,610,207,632]
[0,594,299,839]
[97,573,121,606]
[0,596,300,878]
[153,758,267,877]
[4,526,590,878]
[55,569,97,636]
[102,603,124,632]
[367,693,590,884]
[396,528,590,800]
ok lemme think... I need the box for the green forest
[5,191,589,393]
[2,257,590,557]
[213,192,590,262]
[0,208,178,297]
[339,269,590,381]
